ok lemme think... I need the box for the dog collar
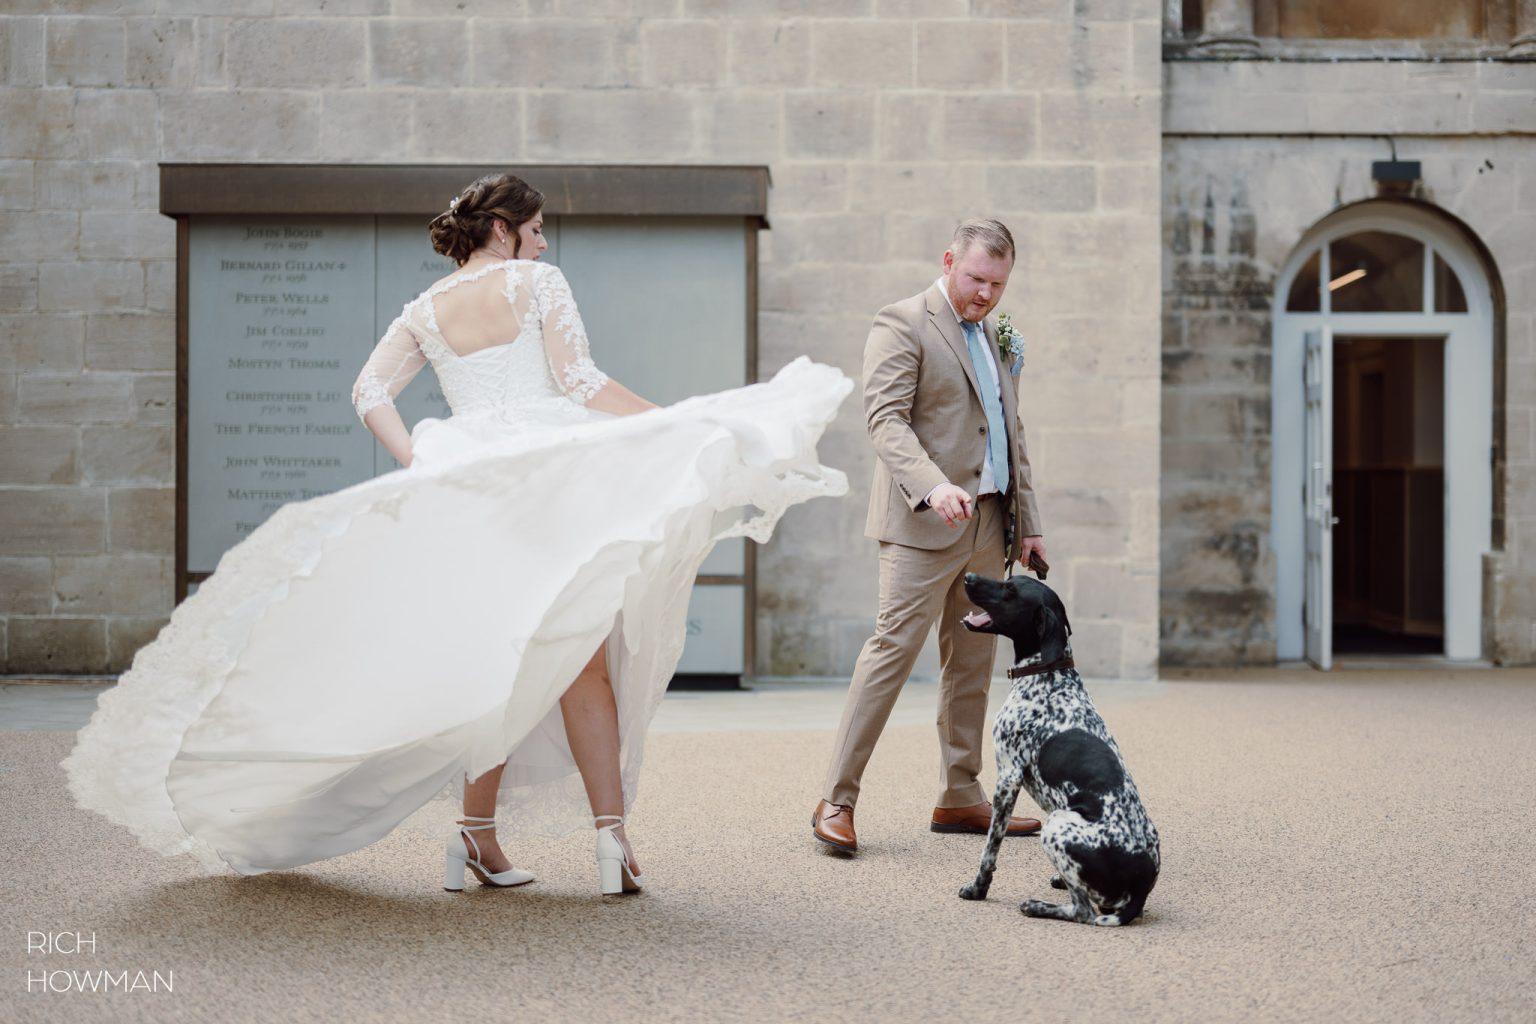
[1007,658,1074,680]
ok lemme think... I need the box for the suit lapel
[925,283,983,406]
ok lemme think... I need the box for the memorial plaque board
[674,585,746,675]
[557,216,748,578]
[180,192,759,682]
[558,216,745,405]
[186,218,376,573]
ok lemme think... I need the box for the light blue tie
[962,320,1009,492]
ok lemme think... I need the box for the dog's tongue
[963,610,993,628]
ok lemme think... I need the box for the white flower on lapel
[996,313,1025,376]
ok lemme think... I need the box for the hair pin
[448,196,460,210]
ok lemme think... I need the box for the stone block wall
[1,2,1164,680]
[1161,59,1536,665]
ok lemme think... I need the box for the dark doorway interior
[1331,336,1445,656]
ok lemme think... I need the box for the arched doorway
[1272,202,1496,667]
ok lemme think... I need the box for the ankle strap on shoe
[460,815,496,832]
[594,814,625,830]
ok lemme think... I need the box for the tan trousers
[823,494,1006,809]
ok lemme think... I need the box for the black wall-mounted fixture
[1372,160,1422,194]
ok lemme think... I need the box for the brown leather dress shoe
[930,802,1042,836]
[812,800,857,853]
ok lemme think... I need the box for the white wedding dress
[63,258,850,875]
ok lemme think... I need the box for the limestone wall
[0,2,1165,680]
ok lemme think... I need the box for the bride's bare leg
[561,642,640,877]
[460,762,515,874]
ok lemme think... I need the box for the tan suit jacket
[862,281,1042,559]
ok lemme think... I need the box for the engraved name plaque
[186,219,376,573]
[187,218,471,571]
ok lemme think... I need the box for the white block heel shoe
[595,814,644,895]
[443,815,535,892]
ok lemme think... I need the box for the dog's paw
[1020,899,1053,917]
[958,882,988,901]
[1049,874,1067,890]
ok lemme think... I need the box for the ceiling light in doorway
[1329,268,1367,291]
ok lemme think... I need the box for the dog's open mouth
[962,610,993,630]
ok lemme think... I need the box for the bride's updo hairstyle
[428,173,546,265]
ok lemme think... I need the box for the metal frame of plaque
[163,164,769,686]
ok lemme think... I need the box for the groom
[813,219,1046,853]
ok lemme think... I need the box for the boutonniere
[996,313,1025,376]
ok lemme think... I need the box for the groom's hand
[926,483,974,527]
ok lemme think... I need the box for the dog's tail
[1093,891,1148,927]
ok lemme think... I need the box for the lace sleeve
[533,264,611,406]
[352,307,428,421]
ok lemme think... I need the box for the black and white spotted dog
[956,572,1159,926]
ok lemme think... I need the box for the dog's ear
[1045,588,1072,637]
[1036,606,1069,665]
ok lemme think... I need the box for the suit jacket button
[978,426,986,435]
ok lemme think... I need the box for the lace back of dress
[424,260,536,349]
[417,263,563,416]
[352,258,611,424]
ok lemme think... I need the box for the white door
[1441,321,1491,659]
[1273,204,1494,664]
[1303,327,1334,670]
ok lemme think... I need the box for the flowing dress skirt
[63,358,851,874]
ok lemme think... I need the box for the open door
[1304,327,1334,669]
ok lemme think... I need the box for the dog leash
[1005,550,1051,582]
[1006,658,1075,680]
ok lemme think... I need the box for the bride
[64,172,851,896]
